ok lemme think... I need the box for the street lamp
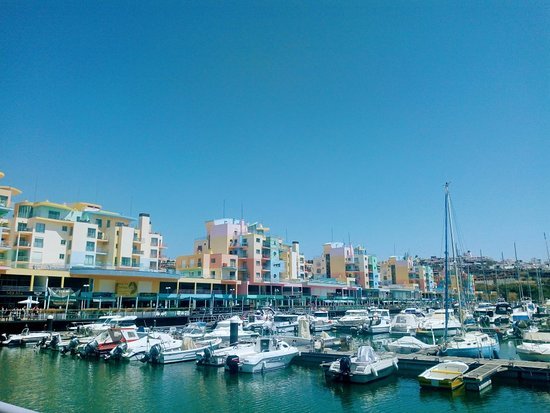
[83,284,90,310]
[165,287,171,309]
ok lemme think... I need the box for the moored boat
[224,337,299,374]
[418,361,469,390]
[324,345,398,384]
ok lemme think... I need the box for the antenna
[545,233,550,267]
[514,242,524,300]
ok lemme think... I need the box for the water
[1,338,548,413]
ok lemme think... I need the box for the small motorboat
[224,337,299,374]
[385,336,438,354]
[147,337,222,364]
[1,328,52,347]
[417,361,469,390]
[324,345,398,384]
[106,331,182,362]
[196,342,257,367]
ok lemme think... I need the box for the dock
[296,349,550,390]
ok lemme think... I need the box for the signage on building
[115,282,138,297]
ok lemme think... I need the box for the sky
[1,1,549,262]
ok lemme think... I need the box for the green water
[1,342,548,413]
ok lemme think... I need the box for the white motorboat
[335,309,370,329]
[516,342,550,362]
[71,315,137,335]
[77,325,143,358]
[390,313,420,335]
[225,337,299,373]
[196,342,257,367]
[106,331,182,361]
[272,314,300,334]
[148,337,222,364]
[203,316,258,342]
[416,309,461,337]
[418,360,469,390]
[386,336,438,354]
[516,331,550,362]
[325,345,398,384]
[361,317,391,334]
[1,328,52,347]
[310,310,334,332]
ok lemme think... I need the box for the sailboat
[438,183,500,359]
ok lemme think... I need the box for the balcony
[97,232,108,242]
[18,226,32,233]
[16,240,31,247]
[132,250,144,256]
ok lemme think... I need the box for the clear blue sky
[1,1,548,262]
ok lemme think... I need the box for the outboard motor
[1,333,7,343]
[61,337,80,355]
[49,334,59,350]
[37,336,48,349]
[148,344,162,364]
[81,339,99,358]
[106,343,126,361]
[225,355,240,374]
[339,356,352,375]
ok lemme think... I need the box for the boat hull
[237,351,298,373]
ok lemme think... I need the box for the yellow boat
[418,361,469,390]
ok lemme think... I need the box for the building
[0,171,22,269]
[311,242,379,289]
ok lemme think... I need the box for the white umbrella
[18,297,39,309]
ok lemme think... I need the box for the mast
[514,242,524,301]
[444,183,450,343]
[480,249,489,301]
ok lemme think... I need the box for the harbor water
[1,337,549,413]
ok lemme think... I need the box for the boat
[359,309,391,334]
[418,360,469,390]
[77,326,142,358]
[1,328,52,347]
[309,310,334,332]
[70,315,137,335]
[416,309,461,337]
[147,337,222,364]
[324,345,398,384]
[390,313,420,336]
[385,336,438,354]
[196,342,257,367]
[334,309,370,329]
[516,331,550,362]
[224,337,299,373]
[272,314,300,334]
[202,316,258,342]
[106,331,182,361]
[441,331,500,358]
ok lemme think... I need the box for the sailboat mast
[444,183,449,343]
[514,242,524,301]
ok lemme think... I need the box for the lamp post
[165,287,170,309]
[83,284,89,310]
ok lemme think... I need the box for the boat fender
[372,366,378,377]
[393,359,399,370]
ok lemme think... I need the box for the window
[62,226,68,232]
[67,241,72,250]
[35,223,45,233]
[211,258,216,263]
[256,238,260,243]
[17,222,28,231]
[59,254,65,259]
[34,238,44,248]
[48,210,60,220]
[121,257,131,266]
[256,261,260,265]
[87,228,96,238]
[0,195,8,207]
[17,205,33,218]
[150,249,158,258]
[230,259,236,267]
[61,240,66,245]
[86,241,95,252]
[256,249,260,254]
[84,255,94,265]
[151,238,158,247]
[96,219,102,228]
[106,220,111,228]
[211,271,215,276]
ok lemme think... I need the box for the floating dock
[296,349,550,390]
